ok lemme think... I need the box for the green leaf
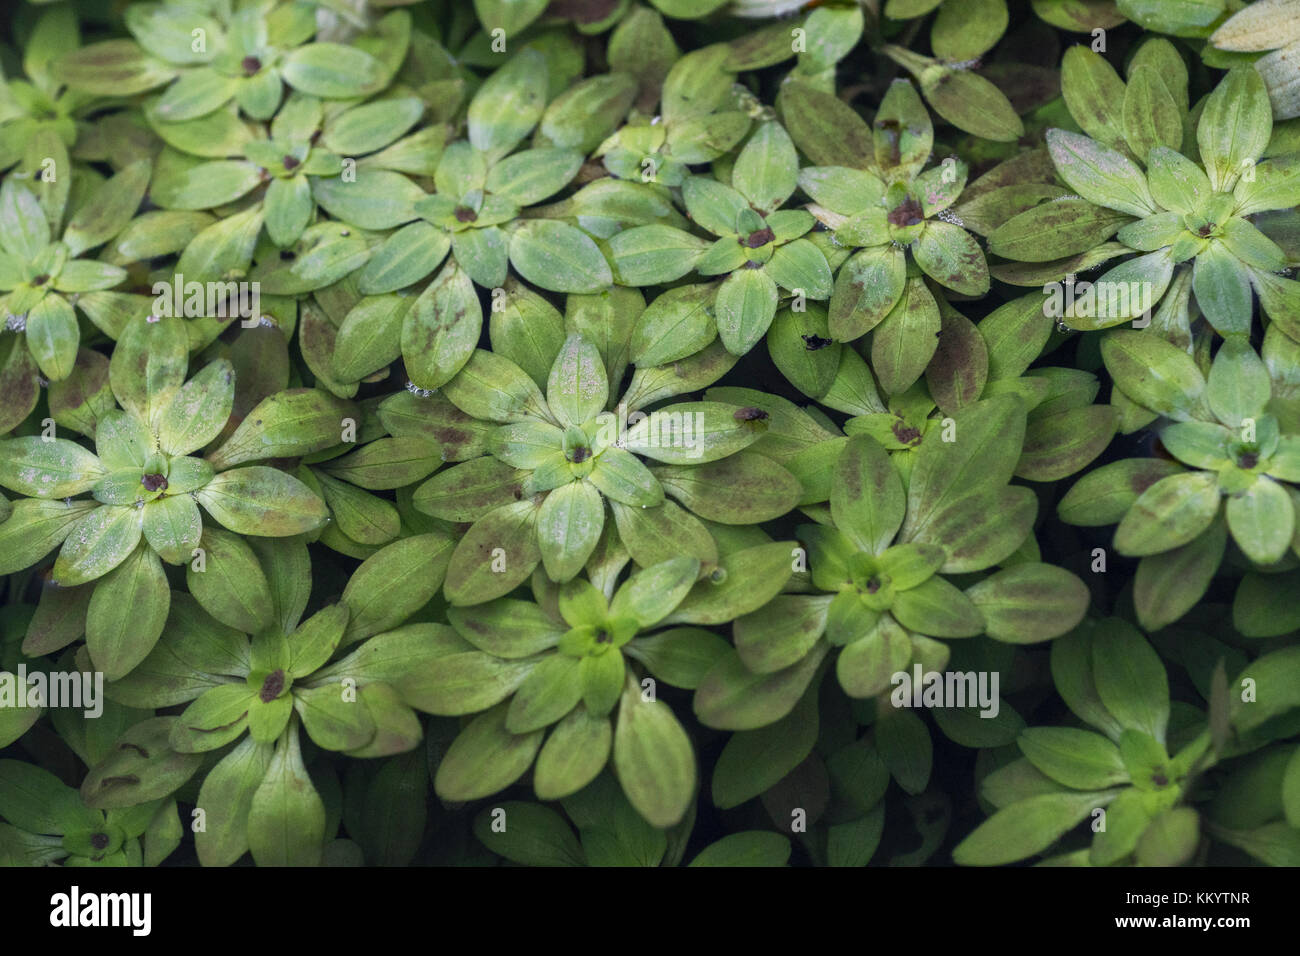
[79,718,203,810]
[435,704,544,801]
[902,394,1027,542]
[1114,470,1220,557]
[341,533,453,643]
[533,705,611,801]
[0,499,98,576]
[246,725,326,867]
[1100,330,1205,419]
[1234,568,1300,638]
[1193,242,1254,336]
[320,436,442,491]
[1226,477,1295,565]
[1134,518,1227,631]
[916,63,1024,142]
[693,644,826,731]
[953,790,1120,865]
[63,160,151,259]
[623,628,731,689]
[110,315,188,430]
[509,220,613,295]
[987,199,1131,263]
[831,435,904,554]
[473,800,584,867]
[651,452,799,524]
[467,49,548,163]
[1123,65,1183,160]
[52,505,142,587]
[281,43,384,99]
[24,295,80,383]
[871,278,941,396]
[86,544,170,681]
[613,677,694,827]
[196,466,328,536]
[712,681,819,809]
[194,736,274,867]
[55,39,177,96]
[875,708,932,794]
[1046,128,1157,217]
[1207,338,1271,426]
[829,246,907,341]
[689,831,791,867]
[892,576,985,638]
[1091,619,1169,745]
[965,563,1089,643]
[311,169,422,231]
[714,266,779,356]
[443,500,543,606]
[1197,66,1273,190]
[732,122,799,214]
[0,759,91,834]
[208,388,354,469]
[294,684,375,752]
[187,527,273,634]
[0,436,103,499]
[873,78,934,179]
[537,480,605,582]
[547,334,608,429]
[776,81,871,168]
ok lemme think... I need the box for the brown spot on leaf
[892,420,921,444]
[241,55,262,75]
[887,196,924,228]
[282,155,300,171]
[743,226,775,248]
[547,0,619,23]
[260,669,285,702]
[803,334,833,351]
[141,473,168,492]
[454,206,478,223]
[876,119,902,166]
[734,406,769,421]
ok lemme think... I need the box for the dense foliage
[1,0,1299,868]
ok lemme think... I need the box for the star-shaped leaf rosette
[777,79,990,394]
[428,557,721,828]
[1059,332,1300,632]
[955,619,1215,867]
[695,398,1090,730]
[0,755,181,867]
[0,7,106,169]
[146,87,431,255]
[986,45,1300,334]
[91,530,456,866]
[604,115,835,356]
[0,159,149,430]
[412,331,791,605]
[55,1,404,123]
[0,315,334,680]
